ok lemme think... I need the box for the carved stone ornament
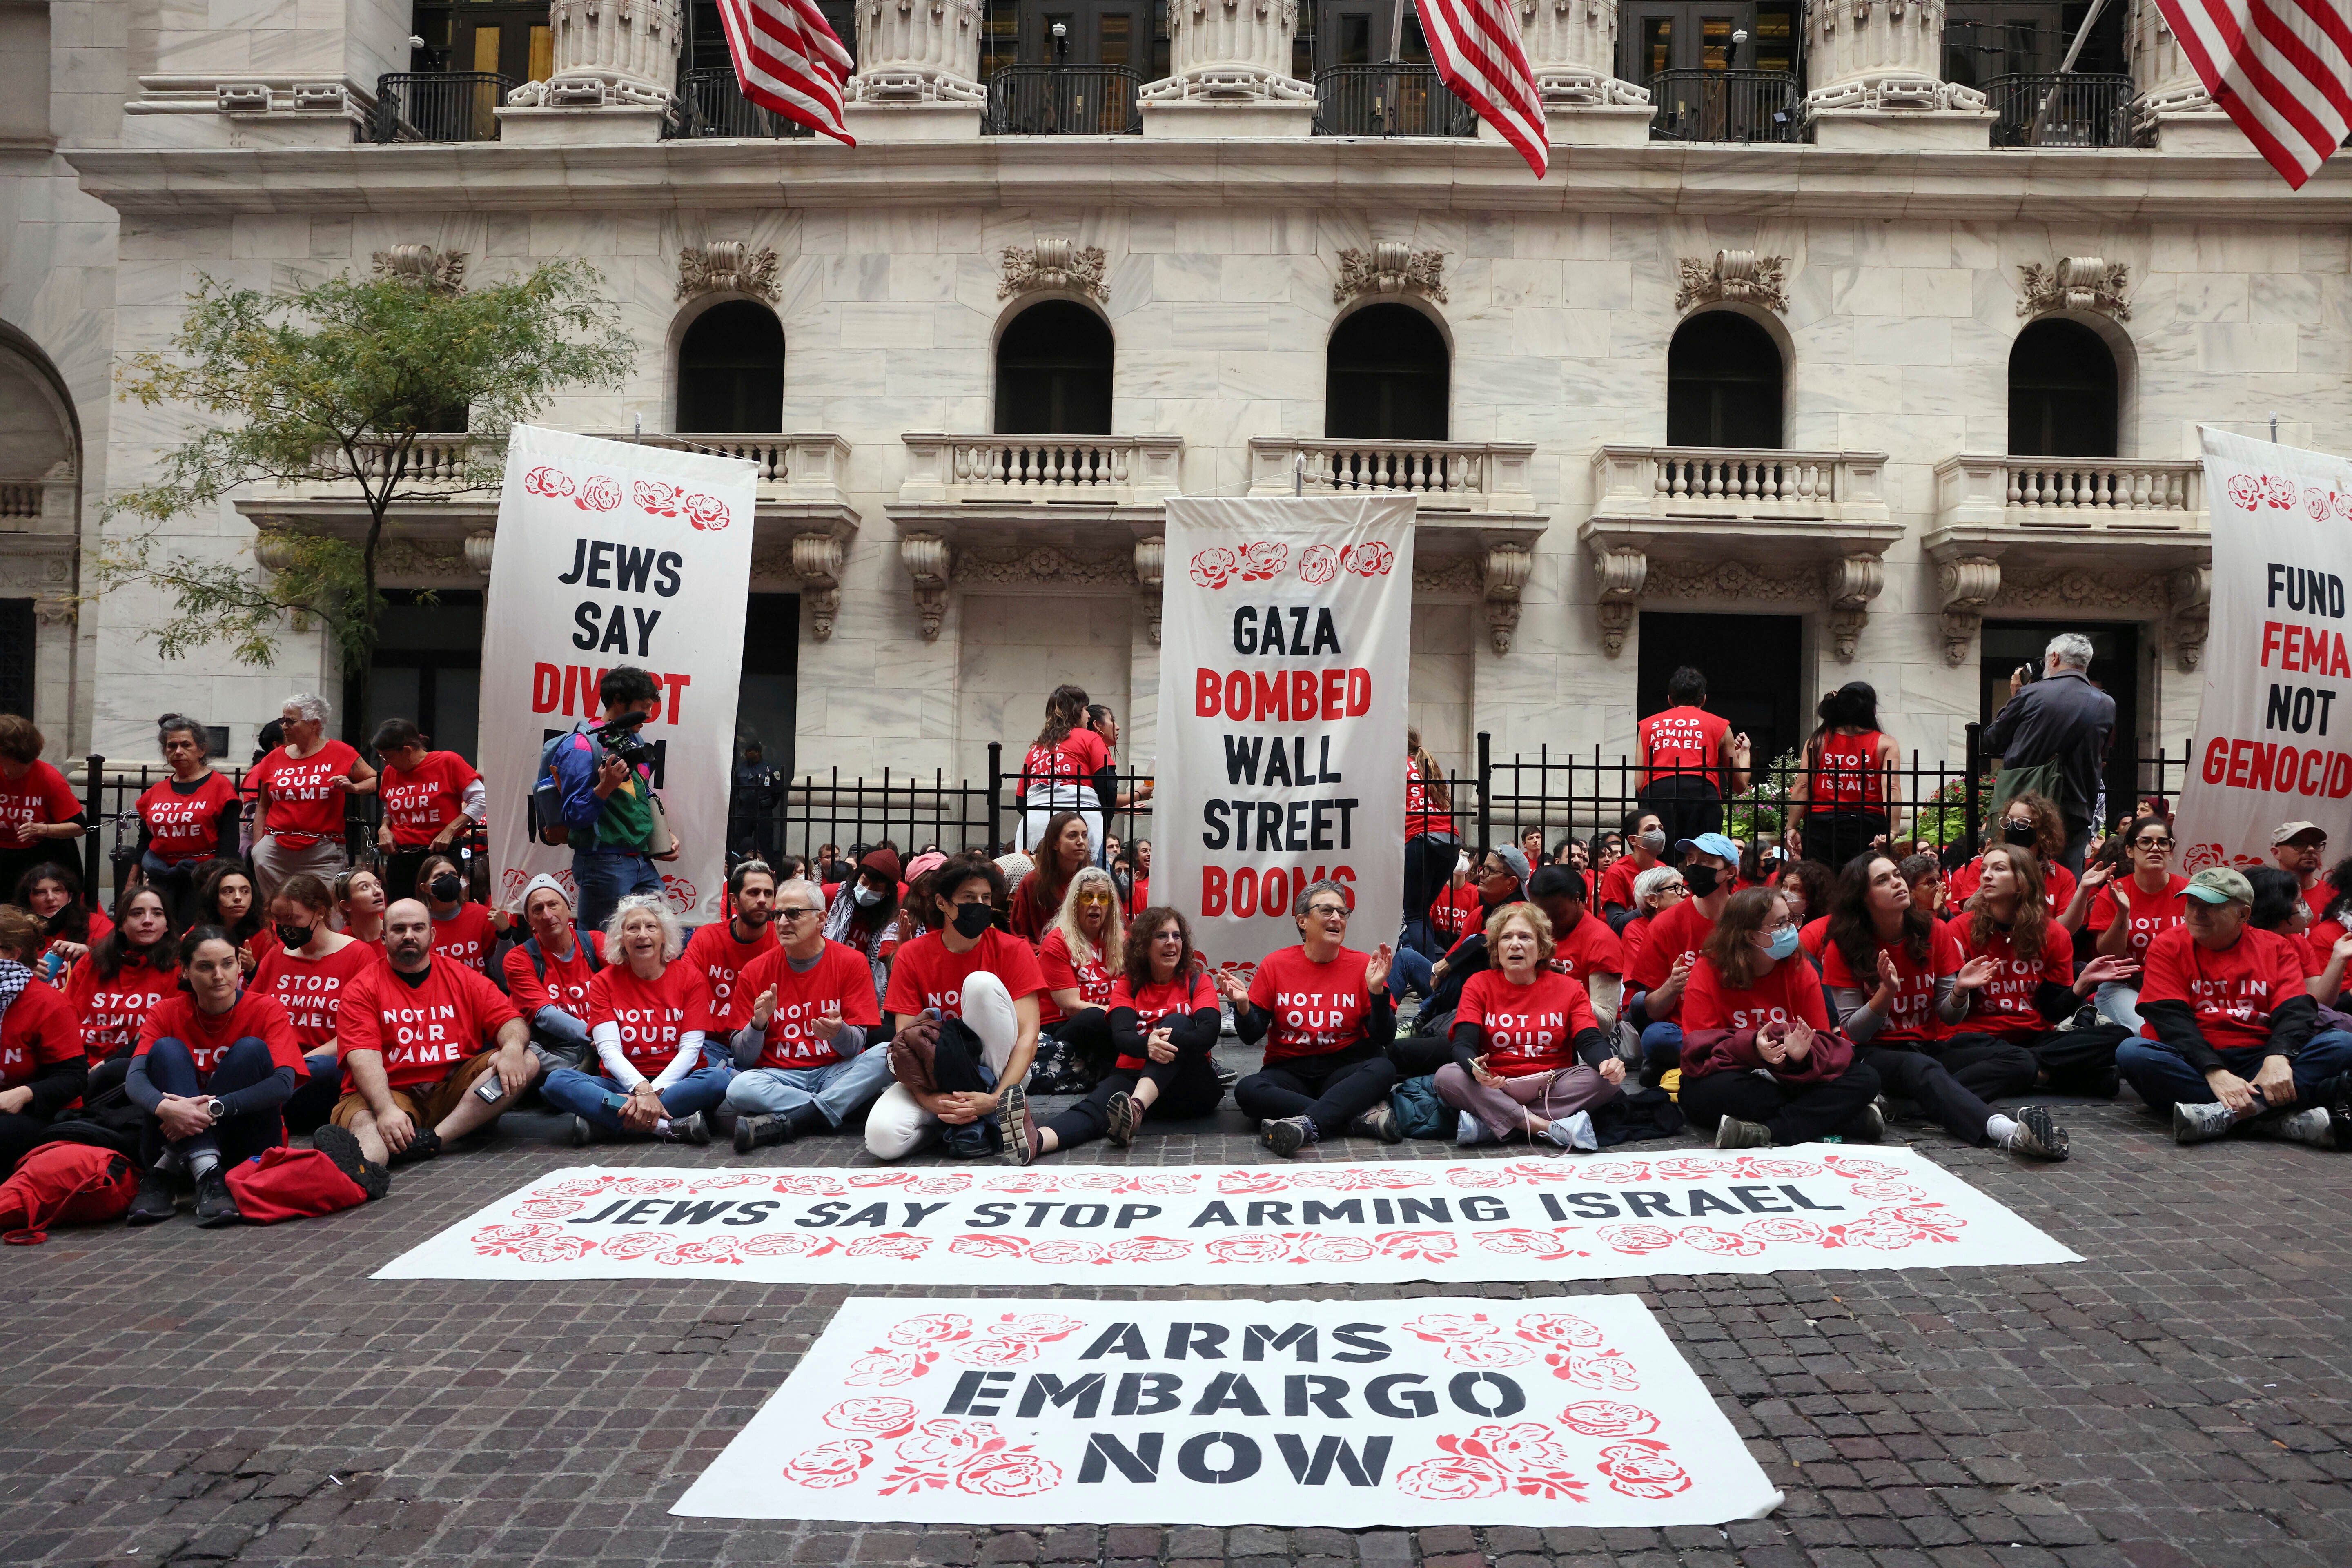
[2017,257,2130,322]
[1482,544,1534,655]
[1135,536,1166,646]
[1993,566,2163,615]
[33,593,77,626]
[463,532,495,577]
[952,546,1135,588]
[679,242,780,304]
[1590,545,1648,657]
[1824,553,1885,662]
[1333,243,1448,306]
[1645,557,1819,603]
[371,245,467,294]
[252,531,299,573]
[1675,250,1786,315]
[902,533,953,642]
[1936,555,2001,667]
[999,239,1108,304]
[794,532,847,642]
[374,539,477,579]
[2168,565,2212,672]
[1412,558,1486,596]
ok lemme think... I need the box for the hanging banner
[480,425,757,926]
[2175,429,2352,870]
[672,1293,1780,1527]
[372,1147,2080,1287]
[1154,496,1415,979]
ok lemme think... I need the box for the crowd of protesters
[1,635,2348,1235]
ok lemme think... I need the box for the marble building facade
[2,0,2348,821]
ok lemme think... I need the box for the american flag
[1415,0,1548,178]
[2156,0,2351,188]
[713,0,857,145]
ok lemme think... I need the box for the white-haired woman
[1027,865,1125,1094]
[1620,864,1686,980]
[247,693,375,906]
[542,893,728,1144]
[1436,902,1624,1151]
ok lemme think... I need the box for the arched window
[1326,303,1449,441]
[677,301,784,432]
[2009,318,2117,458]
[1666,312,1782,448]
[995,301,1114,435]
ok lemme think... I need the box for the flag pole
[2027,0,2107,144]
[1388,0,1407,64]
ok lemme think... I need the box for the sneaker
[2172,1100,2240,1145]
[734,1113,791,1154]
[1714,1117,1773,1150]
[310,1125,391,1202]
[390,1126,442,1167]
[1352,1102,1403,1145]
[566,1114,595,1148]
[2002,1105,2070,1162]
[1262,1115,1313,1158]
[193,1168,243,1229]
[1105,1091,1138,1149]
[1456,1111,1493,1147]
[126,1167,178,1227]
[2248,1106,2336,1148]
[1543,1111,1598,1152]
[1001,1081,1037,1165]
[658,1111,712,1146]
[1845,1101,1887,1143]
[1214,1062,1240,1090]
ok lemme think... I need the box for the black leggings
[2008,1022,2132,1095]
[1043,1049,1227,1151]
[1800,809,1888,868]
[1234,1047,1397,1134]
[1402,834,1460,937]
[1860,1037,2036,1145]
[1637,776,1722,853]
[1680,1059,1882,1145]
[1386,1034,1455,1078]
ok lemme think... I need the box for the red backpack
[226,1146,370,1225]
[0,1143,139,1244]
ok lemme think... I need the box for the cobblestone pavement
[2,1058,2348,1568]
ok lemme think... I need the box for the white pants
[865,970,1023,1160]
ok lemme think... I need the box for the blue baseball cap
[1677,832,1740,862]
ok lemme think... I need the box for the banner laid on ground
[672,1293,1781,1527]
[2174,428,2352,870]
[372,1146,2079,1286]
[1154,496,1415,979]
[480,425,758,926]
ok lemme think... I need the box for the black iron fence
[1646,68,1801,144]
[985,67,1143,135]
[668,67,817,138]
[1312,65,1477,137]
[1985,73,2135,149]
[370,72,514,143]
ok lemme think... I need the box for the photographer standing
[552,667,682,934]
[1983,634,2113,877]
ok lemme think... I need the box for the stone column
[1140,0,1315,139]
[1517,0,1652,146]
[844,0,987,140]
[500,0,683,145]
[1805,0,1991,150]
[2129,0,2249,152]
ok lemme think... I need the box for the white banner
[1154,496,1415,978]
[2175,429,2352,869]
[480,425,758,926]
[672,1294,1782,1528]
[372,1147,2078,1287]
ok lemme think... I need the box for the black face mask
[274,922,314,949]
[1683,864,1722,898]
[2002,821,2037,847]
[430,873,463,902]
[952,904,995,939]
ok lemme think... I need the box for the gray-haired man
[1984,633,2115,876]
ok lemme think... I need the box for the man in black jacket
[1984,633,2114,875]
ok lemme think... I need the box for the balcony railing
[1247,439,1537,512]
[274,432,851,496]
[668,67,816,138]
[985,67,1142,135]
[1986,73,2134,148]
[1591,445,1889,524]
[1646,69,1800,144]
[1934,455,2206,532]
[899,433,1182,503]
[370,72,514,143]
[1312,65,1476,137]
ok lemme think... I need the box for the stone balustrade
[1247,438,1537,511]
[1592,444,1886,522]
[1932,454,2205,530]
[898,433,1183,502]
[307,432,849,492]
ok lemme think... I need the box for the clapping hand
[1365,942,1393,995]
[1954,955,2000,992]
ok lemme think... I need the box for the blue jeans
[139,1036,287,1167]
[1388,944,1434,1002]
[2116,1029,2352,1117]
[1640,1020,1684,1079]
[571,849,664,939]
[724,1049,896,1128]
[2094,981,2143,1033]
[541,1064,730,1136]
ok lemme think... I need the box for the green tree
[100,258,636,672]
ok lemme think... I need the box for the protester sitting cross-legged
[0,905,87,1177]
[63,886,177,1094]
[1027,866,1123,1094]
[123,926,315,1227]
[1629,832,1740,1082]
[2082,815,2190,1029]
[2245,866,2352,1005]
[539,895,727,1146]
[681,860,781,1039]
[250,873,385,1134]
[15,860,108,976]
[1215,880,1400,1157]
[502,874,605,1078]
[873,853,1046,1160]
[2116,866,2352,1148]
[1676,887,1884,1149]
[1823,852,2070,1160]
[724,876,891,1151]
[1436,901,1624,1152]
[1948,844,2136,1096]
[1949,792,2081,924]
[331,898,538,1166]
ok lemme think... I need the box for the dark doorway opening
[0,598,32,720]
[1637,610,1804,774]
[1980,619,2140,826]
[733,591,800,862]
[1668,310,1783,448]
[1326,303,1450,441]
[2009,317,2118,458]
[996,301,1115,435]
[350,590,485,763]
[678,301,786,433]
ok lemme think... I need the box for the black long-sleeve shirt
[1109,1003,1220,1063]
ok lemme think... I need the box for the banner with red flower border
[481,424,759,926]
[670,1293,1781,1527]
[1154,495,1415,981]
[372,1146,2078,1287]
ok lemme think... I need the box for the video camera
[595,709,657,770]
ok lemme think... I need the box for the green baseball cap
[2184,866,2253,906]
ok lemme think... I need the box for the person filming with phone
[549,666,684,934]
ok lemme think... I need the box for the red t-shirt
[1405,759,1447,838]
[337,959,520,1091]
[1620,913,1653,976]
[1247,944,1374,1063]
[681,918,780,1024]
[136,772,241,864]
[1627,896,1715,994]
[31,908,112,977]
[1107,970,1215,1071]
[1947,855,2077,914]
[378,751,480,847]
[587,962,717,1076]
[1952,917,2074,1039]
[1821,922,1962,1045]
[884,927,1048,1020]
[2087,874,2190,963]
[0,759,81,849]
[1813,730,1885,808]
[1429,883,1482,943]
[1455,967,1597,1076]
[1020,728,1109,788]
[1637,706,1727,787]
[244,741,361,847]
[1597,855,1645,911]
[1036,927,1114,1026]
[1800,915,1830,960]
[2137,925,2310,1054]
[428,902,497,976]
[1124,875,1152,921]
[134,989,305,1080]
[63,951,176,1063]
[0,980,83,1088]
[503,930,606,1022]
[250,938,385,1054]
[1683,953,1832,1034]
[726,940,884,1071]
[1547,913,1624,984]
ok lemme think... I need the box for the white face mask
[853,884,881,908]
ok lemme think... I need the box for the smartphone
[475,1074,506,1104]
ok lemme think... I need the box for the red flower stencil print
[782,1438,873,1489]
[523,465,574,499]
[1298,544,1339,583]
[2264,474,2297,508]
[824,1396,921,1440]
[634,479,682,517]
[682,493,730,530]
[1341,541,1395,576]
[2227,473,2262,510]
[1557,1400,1661,1437]
[1237,541,1288,581]
[1190,546,1238,587]
[1597,1439,1692,1499]
[1396,1426,1588,1503]
[575,475,624,512]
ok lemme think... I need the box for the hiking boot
[2172,1100,2241,1145]
[735,1113,791,1153]
[658,1111,711,1146]
[310,1125,390,1202]
[1543,1111,1598,1152]
[390,1126,441,1167]
[1714,1117,1773,1150]
[2248,1106,2336,1148]
[193,1169,243,1229]
[1105,1091,1138,1148]
[1456,1111,1494,1147]
[2002,1105,2070,1162]
[1262,1116,1313,1158]
[1845,1100,1887,1143]
[1001,1081,1036,1165]
[1352,1101,1403,1144]
[126,1167,178,1227]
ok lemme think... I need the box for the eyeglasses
[776,907,824,921]
[2003,818,2035,831]
[1076,892,1113,907]
[2133,837,2174,849]
[1305,904,1350,919]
